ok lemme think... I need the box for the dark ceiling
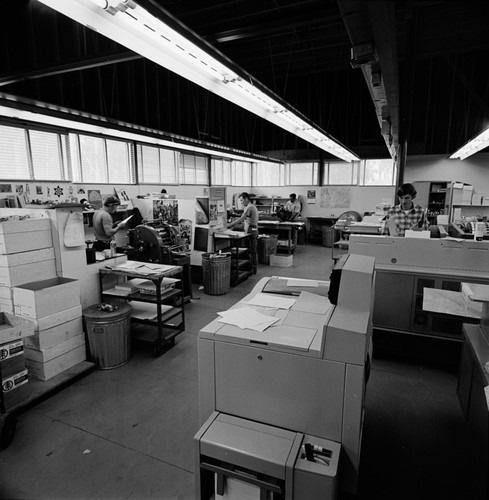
[1,0,489,161]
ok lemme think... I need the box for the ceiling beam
[0,51,141,87]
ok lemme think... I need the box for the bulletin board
[320,187,351,209]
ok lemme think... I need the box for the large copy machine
[196,254,375,497]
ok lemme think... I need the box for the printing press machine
[129,222,192,301]
[195,254,376,498]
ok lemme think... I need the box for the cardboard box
[24,316,83,350]
[0,339,24,360]
[270,254,294,267]
[13,277,80,319]
[0,218,52,255]
[25,342,86,381]
[1,368,29,410]
[24,333,85,363]
[482,197,489,206]
[21,305,83,332]
[0,311,35,344]
[0,354,25,378]
[462,185,474,204]
[0,248,56,287]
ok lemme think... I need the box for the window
[285,161,318,185]
[180,153,208,185]
[70,133,135,184]
[137,144,178,184]
[252,161,284,186]
[359,158,396,186]
[232,160,252,186]
[0,123,69,180]
[211,157,232,186]
[324,161,358,185]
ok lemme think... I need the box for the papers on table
[244,292,296,309]
[292,291,333,315]
[106,261,177,275]
[286,279,318,287]
[217,307,280,332]
[130,302,172,320]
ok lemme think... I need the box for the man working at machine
[228,192,259,273]
[383,183,429,237]
[93,195,128,251]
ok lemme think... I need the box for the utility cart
[98,262,185,357]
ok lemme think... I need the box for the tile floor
[0,244,475,499]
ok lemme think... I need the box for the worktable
[257,220,305,254]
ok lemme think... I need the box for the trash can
[321,226,336,247]
[202,253,231,295]
[258,235,278,265]
[83,303,132,369]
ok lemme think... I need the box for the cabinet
[373,270,482,341]
[413,181,452,226]
[99,264,185,356]
[214,233,253,286]
[249,195,289,215]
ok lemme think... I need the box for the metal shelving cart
[98,263,185,357]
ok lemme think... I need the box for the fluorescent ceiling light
[34,0,359,163]
[449,125,489,160]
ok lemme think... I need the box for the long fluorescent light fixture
[449,125,489,160]
[35,0,359,162]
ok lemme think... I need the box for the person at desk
[92,196,128,251]
[228,192,259,273]
[383,183,429,236]
[285,193,301,220]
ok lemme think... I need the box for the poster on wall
[88,190,102,210]
[320,187,351,209]
[0,184,12,193]
[154,199,178,225]
[307,190,316,204]
[179,219,192,245]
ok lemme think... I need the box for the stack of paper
[217,307,280,332]
[244,293,296,309]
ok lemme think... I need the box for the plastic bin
[83,303,132,369]
[321,226,336,248]
[202,253,231,295]
[257,235,278,265]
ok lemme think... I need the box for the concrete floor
[0,244,473,499]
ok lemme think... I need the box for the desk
[306,216,337,243]
[257,221,305,254]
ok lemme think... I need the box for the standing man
[384,183,429,236]
[93,195,128,251]
[228,192,259,273]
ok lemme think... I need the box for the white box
[24,316,83,350]
[0,248,56,287]
[482,197,489,206]
[270,254,293,267]
[0,218,52,254]
[25,341,86,381]
[0,311,35,344]
[24,333,85,363]
[13,277,80,319]
[462,185,473,204]
[21,305,83,332]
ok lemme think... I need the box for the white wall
[404,153,489,198]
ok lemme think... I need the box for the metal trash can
[83,303,132,369]
[258,235,278,265]
[321,226,336,247]
[202,253,231,295]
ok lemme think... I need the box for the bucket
[321,226,336,247]
[258,235,278,265]
[202,253,231,295]
[83,303,132,369]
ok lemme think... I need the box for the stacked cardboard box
[13,277,86,381]
[0,312,34,410]
[0,217,55,314]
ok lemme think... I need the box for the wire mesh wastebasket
[202,253,231,295]
[83,303,132,369]
[258,235,278,265]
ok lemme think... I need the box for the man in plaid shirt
[384,183,429,236]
